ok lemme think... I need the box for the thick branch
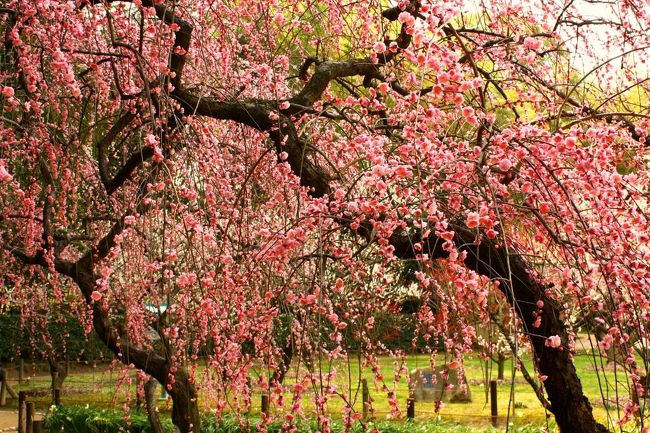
[97,111,137,192]
[290,60,380,107]
[59,258,169,382]
[105,146,154,194]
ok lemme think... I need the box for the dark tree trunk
[144,378,165,433]
[497,353,505,381]
[459,229,609,433]
[387,225,611,433]
[167,370,201,433]
[55,260,202,433]
[48,357,68,404]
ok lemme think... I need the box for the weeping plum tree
[0,0,649,432]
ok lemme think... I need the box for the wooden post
[490,380,498,427]
[261,394,269,415]
[18,391,27,433]
[0,369,16,403]
[406,398,415,419]
[361,379,369,420]
[32,420,42,433]
[26,401,34,433]
[0,379,6,406]
[0,369,6,407]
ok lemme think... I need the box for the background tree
[0,1,648,433]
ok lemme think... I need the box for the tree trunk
[167,370,201,433]
[497,353,505,381]
[55,261,201,433]
[458,230,610,433]
[387,225,611,433]
[48,357,68,403]
[144,378,165,433]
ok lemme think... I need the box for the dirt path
[0,410,43,433]
[0,410,17,432]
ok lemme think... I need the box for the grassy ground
[3,346,646,433]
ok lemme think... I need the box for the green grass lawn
[4,347,646,433]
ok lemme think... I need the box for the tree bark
[144,378,165,433]
[48,357,68,391]
[54,260,202,433]
[497,353,505,381]
[167,370,201,433]
[392,226,610,433]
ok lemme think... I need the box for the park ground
[0,336,644,432]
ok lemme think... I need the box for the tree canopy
[0,1,648,432]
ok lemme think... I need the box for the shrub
[44,406,551,433]
[0,310,111,363]
[43,405,175,433]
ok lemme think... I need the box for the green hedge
[0,310,111,363]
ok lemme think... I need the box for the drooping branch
[86,0,192,89]
[515,62,646,144]
[14,2,617,432]
[96,111,137,192]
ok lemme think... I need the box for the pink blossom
[398,12,415,26]
[498,158,512,172]
[273,13,285,25]
[564,136,577,147]
[523,36,542,51]
[0,162,12,183]
[373,41,387,53]
[440,231,455,241]
[91,291,102,302]
[145,134,158,147]
[394,165,413,178]
[546,335,562,348]
[466,212,480,228]
[1,86,14,98]
[153,147,164,163]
